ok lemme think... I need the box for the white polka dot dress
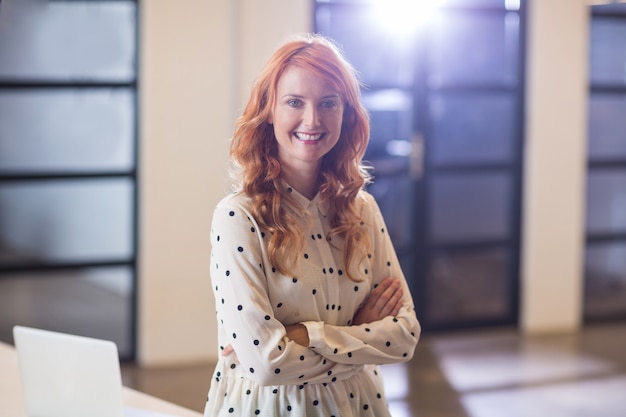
[204,185,420,417]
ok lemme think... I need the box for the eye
[320,100,338,109]
[287,99,302,108]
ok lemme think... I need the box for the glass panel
[586,170,626,234]
[0,179,134,264]
[588,94,626,160]
[428,248,509,323]
[368,174,414,252]
[429,92,516,165]
[368,173,415,286]
[0,90,135,173]
[430,173,511,243]
[428,10,519,87]
[0,267,134,358]
[443,0,520,8]
[316,5,416,86]
[315,0,516,8]
[362,89,413,157]
[591,4,626,13]
[589,17,626,86]
[585,242,626,319]
[0,1,136,81]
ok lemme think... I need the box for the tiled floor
[122,322,626,417]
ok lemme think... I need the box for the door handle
[410,132,424,181]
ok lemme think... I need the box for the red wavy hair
[230,34,371,281]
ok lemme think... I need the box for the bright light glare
[372,0,441,39]
[386,140,412,157]
[380,363,409,399]
[505,0,520,10]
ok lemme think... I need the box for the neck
[281,164,320,200]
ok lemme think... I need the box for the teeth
[295,132,322,141]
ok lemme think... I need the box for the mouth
[294,132,324,142]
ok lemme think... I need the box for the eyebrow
[281,94,341,99]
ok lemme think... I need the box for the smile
[294,132,324,141]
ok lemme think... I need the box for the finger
[222,344,234,357]
[371,279,401,314]
[378,286,403,316]
[368,282,397,312]
[391,297,404,316]
[365,277,396,309]
[384,291,404,317]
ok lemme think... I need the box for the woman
[204,33,420,416]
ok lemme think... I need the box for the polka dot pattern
[204,187,420,417]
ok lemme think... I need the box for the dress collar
[283,182,328,217]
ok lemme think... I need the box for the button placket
[311,200,339,322]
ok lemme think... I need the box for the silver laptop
[13,325,126,417]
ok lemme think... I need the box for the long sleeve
[302,193,421,365]
[210,198,361,386]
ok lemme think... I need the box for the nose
[303,104,320,128]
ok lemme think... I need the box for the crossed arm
[223,275,404,356]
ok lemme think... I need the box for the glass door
[315,0,525,330]
[584,3,626,321]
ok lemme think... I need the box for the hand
[352,276,403,326]
[286,324,310,346]
[221,344,238,362]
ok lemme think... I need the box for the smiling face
[269,65,345,179]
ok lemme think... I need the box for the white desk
[0,342,202,417]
